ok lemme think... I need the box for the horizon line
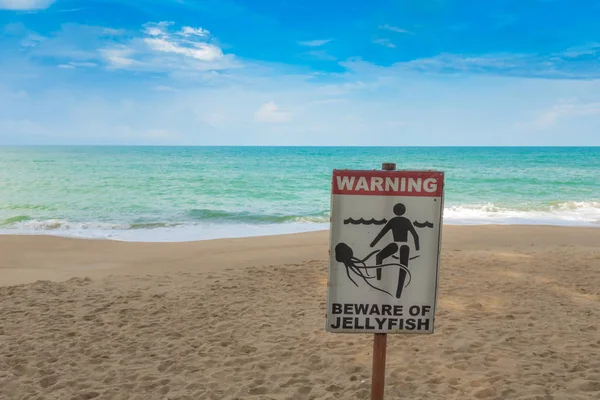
[1,144,599,148]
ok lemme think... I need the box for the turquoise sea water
[1,146,598,241]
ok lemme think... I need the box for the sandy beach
[1,225,600,400]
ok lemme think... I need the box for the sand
[1,225,599,400]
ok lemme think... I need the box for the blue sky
[1,0,600,145]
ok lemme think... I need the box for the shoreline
[2,224,600,287]
[1,221,600,244]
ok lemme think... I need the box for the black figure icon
[369,203,420,298]
[334,242,411,298]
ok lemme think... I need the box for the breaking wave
[0,209,331,242]
[444,201,600,226]
[0,202,598,242]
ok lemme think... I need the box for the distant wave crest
[444,201,600,225]
[0,219,127,231]
[0,208,331,232]
[187,208,329,224]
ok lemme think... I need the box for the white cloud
[373,38,396,48]
[70,61,97,68]
[0,0,54,10]
[560,43,600,58]
[404,53,521,72]
[102,28,126,36]
[16,24,110,64]
[411,53,518,71]
[56,7,84,13]
[143,37,223,61]
[101,47,137,68]
[179,27,210,37]
[526,101,600,130]
[58,61,97,69]
[100,21,235,73]
[340,52,598,79]
[379,24,414,35]
[255,101,292,123]
[298,39,332,47]
[142,22,209,39]
[8,22,234,74]
[20,33,45,47]
[20,22,600,80]
[143,21,173,37]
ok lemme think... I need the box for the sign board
[326,169,444,334]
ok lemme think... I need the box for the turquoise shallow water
[1,146,599,241]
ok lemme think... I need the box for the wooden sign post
[326,162,445,399]
[371,332,388,399]
[370,162,395,400]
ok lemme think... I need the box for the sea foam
[444,201,600,226]
[0,201,598,242]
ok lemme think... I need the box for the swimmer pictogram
[334,202,432,299]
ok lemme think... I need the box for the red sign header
[332,170,444,197]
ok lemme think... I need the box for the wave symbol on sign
[343,218,387,225]
[343,218,433,228]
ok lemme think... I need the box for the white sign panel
[326,169,444,334]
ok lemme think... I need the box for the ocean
[1,146,598,242]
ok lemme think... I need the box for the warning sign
[326,169,444,334]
